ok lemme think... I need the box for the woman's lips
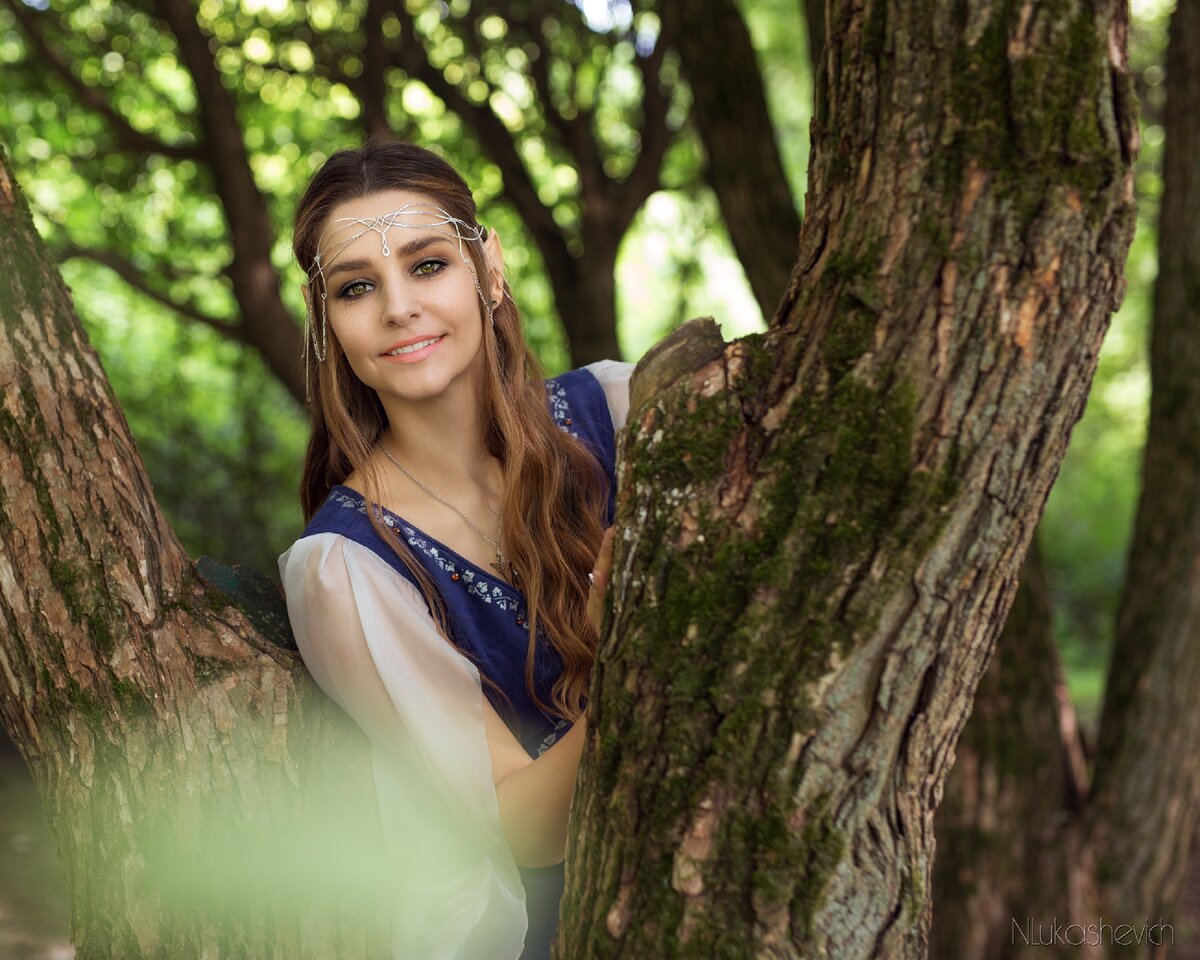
[379,335,446,363]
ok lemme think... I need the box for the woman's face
[310,188,502,405]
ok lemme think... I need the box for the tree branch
[359,0,393,137]
[151,0,307,404]
[614,29,671,232]
[541,0,601,164]
[658,0,801,321]
[59,242,243,342]
[491,0,581,161]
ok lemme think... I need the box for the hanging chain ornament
[379,443,509,579]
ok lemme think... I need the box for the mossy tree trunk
[930,0,1200,955]
[556,0,1137,955]
[0,146,390,958]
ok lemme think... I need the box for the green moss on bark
[630,394,743,492]
[947,0,1119,231]
[112,676,154,719]
[62,672,108,729]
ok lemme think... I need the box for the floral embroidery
[331,490,369,514]
[544,378,576,434]
[536,718,572,757]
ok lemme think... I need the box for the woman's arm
[483,704,588,868]
[581,359,634,430]
[482,525,613,868]
[282,530,614,874]
[278,533,530,955]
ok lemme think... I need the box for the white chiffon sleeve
[278,533,526,960]
[581,358,634,431]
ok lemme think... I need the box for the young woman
[277,137,631,960]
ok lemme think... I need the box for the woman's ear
[300,281,313,314]
[482,227,505,306]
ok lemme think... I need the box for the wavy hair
[291,136,607,724]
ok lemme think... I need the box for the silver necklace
[378,443,509,579]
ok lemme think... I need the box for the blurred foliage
[1038,0,1169,736]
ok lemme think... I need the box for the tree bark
[1084,0,1200,935]
[0,146,388,958]
[660,0,803,325]
[557,0,1137,955]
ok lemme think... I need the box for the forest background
[0,0,1177,954]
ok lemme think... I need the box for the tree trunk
[660,0,803,325]
[804,0,826,81]
[545,234,625,367]
[1083,0,1200,937]
[931,0,1200,952]
[0,146,388,958]
[931,537,1088,960]
[557,0,1137,955]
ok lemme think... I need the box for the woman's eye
[336,260,444,298]
[414,258,447,277]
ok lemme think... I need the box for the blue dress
[295,367,619,959]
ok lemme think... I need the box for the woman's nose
[379,268,420,323]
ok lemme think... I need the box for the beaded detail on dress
[329,490,522,610]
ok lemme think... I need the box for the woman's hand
[586,527,615,636]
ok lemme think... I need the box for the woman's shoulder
[279,491,424,593]
[547,360,633,398]
[300,483,379,537]
[545,359,633,434]
[575,359,635,388]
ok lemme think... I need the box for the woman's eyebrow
[325,235,452,279]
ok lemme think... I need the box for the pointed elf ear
[482,227,505,306]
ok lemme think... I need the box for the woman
[277,136,631,960]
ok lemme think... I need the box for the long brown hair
[292,136,607,723]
